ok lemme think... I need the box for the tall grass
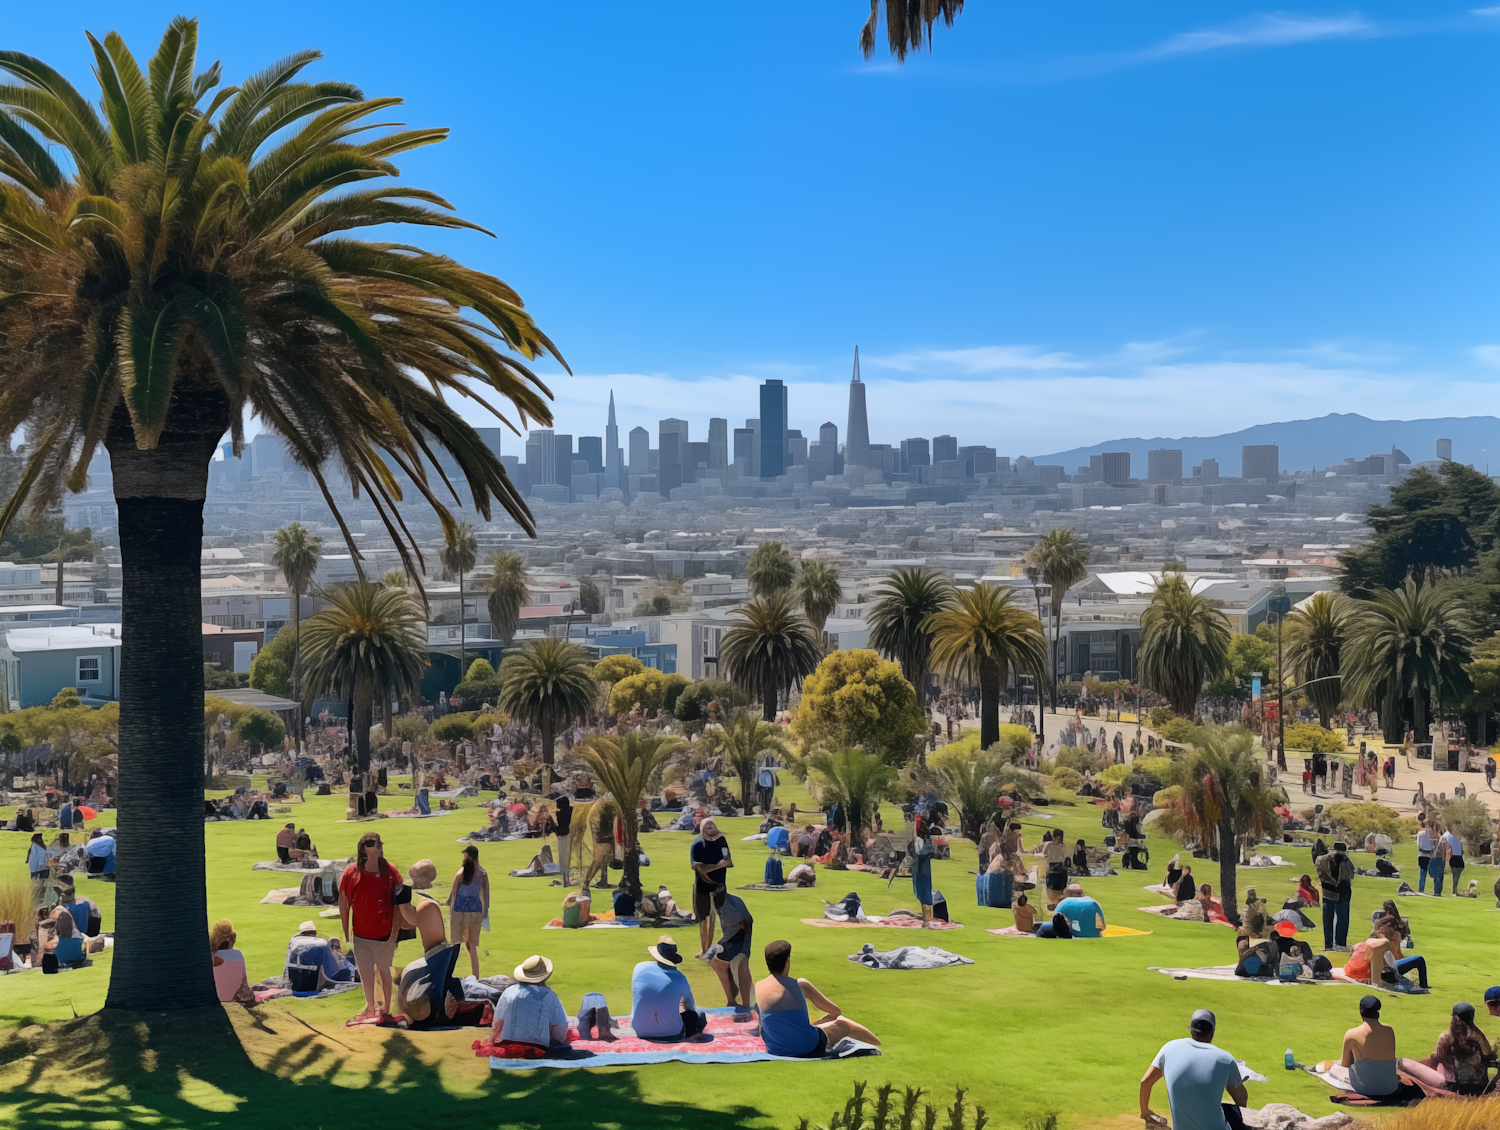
[0,880,38,940]
[795,1082,990,1130]
[1384,1098,1500,1130]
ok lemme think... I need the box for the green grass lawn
[0,781,1491,1130]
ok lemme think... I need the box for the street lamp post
[1024,566,1046,744]
[1267,607,1288,772]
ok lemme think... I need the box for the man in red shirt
[340,833,402,1018]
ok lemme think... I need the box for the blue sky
[7,3,1498,457]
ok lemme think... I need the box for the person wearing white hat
[490,955,570,1052]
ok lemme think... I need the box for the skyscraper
[759,382,787,480]
[577,436,603,474]
[1146,449,1182,482]
[845,346,871,468]
[604,390,622,489]
[932,435,958,465]
[1101,451,1131,484]
[628,426,650,475]
[1242,444,1278,483]
[707,418,728,471]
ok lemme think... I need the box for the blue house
[0,623,122,708]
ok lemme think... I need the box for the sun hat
[297,920,317,935]
[647,935,683,965]
[513,954,554,983]
[1273,921,1299,938]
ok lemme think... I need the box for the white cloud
[1471,344,1500,366]
[1473,6,1500,15]
[1147,12,1376,59]
[865,344,1085,374]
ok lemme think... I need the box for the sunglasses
[362,838,383,847]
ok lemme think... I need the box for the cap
[1485,987,1500,1004]
[1273,921,1299,937]
[1190,1008,1216,1032]
[1359,995,1382,1016]
[1454,1002,1477,1024]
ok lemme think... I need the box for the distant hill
[1028,413,1500,477]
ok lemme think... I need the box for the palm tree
[498,637,596,766]
[807,749,897,844]
[926,584,1048,750]
[0,22,562,1011]
[577,730,681,898]
[1137,575,1233,718]
[720,590,822,722]
[382,570,407,589]
[712,711,791,811]
[486,551,529,645]
[1284,591,1350,728]
[1343,579,1474,743]
[796,560,843,639]
[273,522,323,710]
[867,566,952,706]
[441,521,478,674]
[1027,529,1090,709]
[859,0,966,62]
[923,754,1000,842]
[747,541,796,598]
[1155,726,1280,926]
[299,583,428,774]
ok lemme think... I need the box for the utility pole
[1024,565,1046,744]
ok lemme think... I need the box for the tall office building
[808,422,841,482]
[732,427,756,472]
[959,445,996,477]
[526,429,555,485]
[1146,448,1183,482]
[1101,451,1131,485]
[658,431,683,497]
[746,418,761,478]
[628,426,650,475]
[552,434,574,493]
[1194,457,1220,482]
[1437,438,1453,462]
[707,417,728,471]
[577,436,603,474]
[604,391,622,488]
[1242,444,1278,483]
[932,435,958,465]
[844,346,871,468]
[900,437,930,473]
[759,381,787,479]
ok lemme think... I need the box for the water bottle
[1284,1048,1296,1070]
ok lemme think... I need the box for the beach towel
[739,883,810,892]
[848,943,973,969]
[510,862,562,877]
[543,914,698,929]
[1241,854,1291,868]
[1137,904,1235,927]
[251,976,362,1003]
[1147,964,1354,986]
[252,859,348,875]
[801,916,962,930]
[989,924,1152,938]
[1312,1062,1449,1104]
[476,1007,880,1068]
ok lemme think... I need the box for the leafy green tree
[747,541,796,598]
[1282,722,1346,753]
[499,638,596,766]
[593,653,645,687]
[441,520,478,673]
[1285,591,1350,727]
[1461,633,1500,740]
[807,749,897,844]
[1155,726,1280,925]
[1027,528,1090,706]
[578,730,681,898]
[720,590,822,722]
[203,663,241,691]
[431,713,480,745]
[249,626,297,699]
[300,583,428,772]
[926,584,1047,750]
[1343,578,1474,742]
[0,515,98,568]
[789,648,924,766]
[272,523,323,705]
[711,711,791,810]
[1138,575,1232,717]
[795,560,843,636]
[673,679,744,731]
[237,708,285,754]
[578,577,603,615]
[455,657,501,707]
[485,552,529,646]
[867,566,952,704]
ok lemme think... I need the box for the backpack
[612,889,637,918]
[839,891,862,919]
[931,891,948,922]
[764,857,784,886]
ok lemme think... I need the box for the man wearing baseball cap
[1486,986,1500,1017]
[1140,1008,1249,1129]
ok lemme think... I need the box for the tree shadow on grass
[0,1006,764,1130]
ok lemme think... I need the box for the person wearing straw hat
[490,954,570,1052]
[630,935,707,1039]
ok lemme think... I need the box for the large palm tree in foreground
[926,584,1047,750]
[486,550,529,645]
[1284,591,1349,728]
[0,20,561,1010]
[499,637,596,766]
[299,583,428,774]
[1027,528,1089,708]
[441,520,478,673]
[1342,579,1473,743]
[1138,575,1232,718]
[720,590,822,722]
[272,521,322,710]
[577,730,680,898]
[867,566,951,706]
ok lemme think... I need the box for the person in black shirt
[690,817,732,957]
[554,798,573,886]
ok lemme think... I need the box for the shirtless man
[1336,996,1401,1098]
[753,940,879,1056]
[397,859,448,950]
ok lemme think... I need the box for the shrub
[392,715,429,741]
[1054,746,1109,774]
[592,654,645,686]
[674,679,743,725]
[661,672,692,715]
[1436,796,1494,857]
[1157,717,1195,745]
[236,708,285,752]
[1283,722,1345,753]
[431,714,479,743]
[1050,767,1082,790]
[1134,755,1176,783]
[790,650,925,767]
[993,723,1034,764]
[794,1081,989,1130]
[1149,707,1177,730]
[1098,765,1130,788]
[928,732,982,774]
[1326,802,1411,843]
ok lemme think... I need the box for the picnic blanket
[1312,1062,1448,1105]
[988,924,1152,938]
[258,885,331,908]
[739,882,814,892]
[337,811,446,823]
[1137,904,1235,928]
[544,914,698,930]
[252,859,348,875]
[476,1008,881,1068]
[510,863,561,877]
[801,916,962,930]
[1241,854,1291,868]
[1147,964,1354,987]
[848,943,972,969]
[252,976,362,1004]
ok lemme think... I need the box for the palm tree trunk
[622,819,642,899]
[104,386,228,1012]
[979,657,1000,750]
[1413,690,1428,744]
[1217,810,1239,926]
[458,571,466,677]
[353,677,373,773]
[290,587,302,743]
[541,718,556,766]
[1381,680,1402,744]
[762,678,777,723]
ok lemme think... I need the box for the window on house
[77,656,101,682]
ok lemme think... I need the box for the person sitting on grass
[1295,873,1320,907]
[1315,995,1442,1099]
[1197,883,1226,922]
[276,822,297,864]
[286,920,352,992]
[753,939,879,1056]
[707,887,753,1010]
[1012,891,1036,934]
[490,954,570,1057]
[1423,1002,1494,1095]
[1054,882,1105,937]
[1139,1008,1248,1130]
[630,935,707,1039]
[1173,864,1196,906]
[209,919,255,1004]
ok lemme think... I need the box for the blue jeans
[1427,856,1445,896]
[1417,856,1432,892]
[1395,955,1428,989]
[1323,898,1350,949]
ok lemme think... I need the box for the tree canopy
[790,648,924,766]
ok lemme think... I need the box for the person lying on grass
[1140,1007,1248,1130]
[753,939,879,1057]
